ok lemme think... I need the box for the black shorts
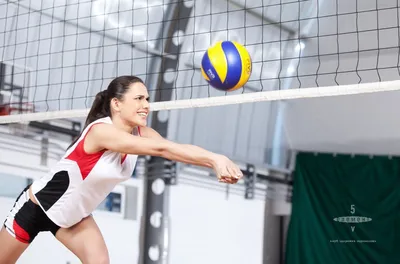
[3,185,60,244]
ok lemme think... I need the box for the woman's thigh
[0,185,38,263]
[0,226,30,264]
[55,215,109,264]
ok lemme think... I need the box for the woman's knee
[83,250,110,264]
[0,227,30,263]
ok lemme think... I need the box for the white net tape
[0,80,398,124]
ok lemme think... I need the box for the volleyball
[201,41,252,91]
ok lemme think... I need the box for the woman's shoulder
[89,116,112,126]
[83,117,113,133]
[136,126,162,139]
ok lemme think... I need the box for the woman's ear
[110,97,121,112]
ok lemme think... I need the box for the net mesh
[0,0,399,123]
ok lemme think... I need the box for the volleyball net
[0,0,399,124]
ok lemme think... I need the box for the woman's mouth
[137,111,148,118]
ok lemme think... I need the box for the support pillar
[244,164,256,199]
[141,2,193,264]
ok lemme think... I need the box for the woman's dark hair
[68,75,144,149]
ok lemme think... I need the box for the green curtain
[285,152,400,264]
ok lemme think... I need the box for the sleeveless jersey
[30,117,139,228]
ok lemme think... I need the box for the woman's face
[114,82,150,127]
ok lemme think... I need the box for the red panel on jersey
[66,123,105,180]
[121,154,127,164]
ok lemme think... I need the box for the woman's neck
[110,116,134,134]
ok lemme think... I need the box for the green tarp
[285,152,400,264]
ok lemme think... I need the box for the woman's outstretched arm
[86,123,242,183]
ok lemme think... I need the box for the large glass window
[97,192,122,213]
[0,174,29,198]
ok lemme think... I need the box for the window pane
[0,174,28,198]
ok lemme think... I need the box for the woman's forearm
[160,141,218,168]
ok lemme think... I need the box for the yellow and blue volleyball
[201,41,252,91]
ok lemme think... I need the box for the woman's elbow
[153,140,178,159]
[143,139,170,157]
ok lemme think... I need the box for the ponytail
[67,90,110,150]
[83,89,110,128]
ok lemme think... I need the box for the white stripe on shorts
[4,189,30,238]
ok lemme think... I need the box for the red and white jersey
[31,117,139,228]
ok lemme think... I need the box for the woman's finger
[226,165,238,179]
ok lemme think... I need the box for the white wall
[283,89,400,155]
[169,184,265,264]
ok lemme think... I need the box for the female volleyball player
[0,75,243,264]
